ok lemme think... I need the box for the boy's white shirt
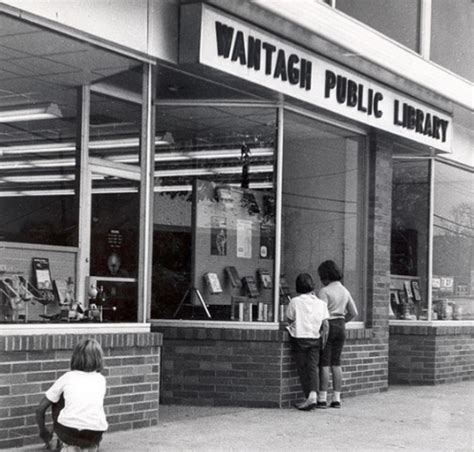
[45,370,108,431]
[286,292,329,338]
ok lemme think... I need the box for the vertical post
[419,0,432,59]
[75,85,91,306]
[427,157,435,321]
[138,63,156,323]
[273,106,284,322]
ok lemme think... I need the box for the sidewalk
[7,381,473,452]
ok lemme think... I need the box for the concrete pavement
[6,381,473,451]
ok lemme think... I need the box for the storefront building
[0,0,472,448]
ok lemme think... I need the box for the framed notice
[236,219,252,259]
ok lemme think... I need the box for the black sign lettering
[374,93,383,118]
[325,70,336,98]
[215,21,234,58]
[288,54,300,85]
[273,49,288,81]
[231,30,246,65]
[357,84,367,113]
[214,20,449,144]
[347,80,357,107]
[300,59,311,91]
[392,100,449,142]
[247,36,261,70]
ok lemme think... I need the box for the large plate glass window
[390,159,430,320]
[152,105,276,321]
[432,161,474,320]
[281,110,366,320]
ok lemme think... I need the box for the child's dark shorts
[320,318,346,367]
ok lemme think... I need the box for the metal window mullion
[419,0,432,59]
[138,63,156,324]
[427,157,435,321]
[76,85,91,305]
[273,106,284,322]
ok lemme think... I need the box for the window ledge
[390,320,474,327]
[390,320,474,336]
[150,319,281,330]
[0,323,151,335]
[150,319,367,330]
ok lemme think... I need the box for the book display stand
[173,286,212,319]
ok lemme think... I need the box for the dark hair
[318,260,343,285]
[70,338,104,372]
[295,273,314,294]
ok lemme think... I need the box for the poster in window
[32,257,53,291]
[210,216,227,256]
[257,268,272,289]
[259,223,274,259]
[411,280,422,302]
[236,219,252,259]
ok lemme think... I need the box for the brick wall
[152,130,394,408]
[389,324,474,384]
[0,332,162,449]
[153,325,388,408]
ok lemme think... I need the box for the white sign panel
[236,219,252,259]
[181,4,452,153]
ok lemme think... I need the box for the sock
[307,391,317,402]
[318,391,327,402]
[333,391,341,403]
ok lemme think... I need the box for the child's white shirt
[45,370,108,431]
[286,292,329,338]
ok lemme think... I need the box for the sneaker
[330,401,341,409]
[315,401,327,409]
[297,399,317,411]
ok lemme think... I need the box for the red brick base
[389,324,474,384]
[154,325,388,408]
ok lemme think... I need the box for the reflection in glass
[391,159,430,320]
[282,111,366,320]
[152,106,276,321]
[89,177,140,323]
[433,162,474,320]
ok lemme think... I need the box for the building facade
[0,0,472,448]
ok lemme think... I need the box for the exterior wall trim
[249,0,472,110]
[0,2,155,64]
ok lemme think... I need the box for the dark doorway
[151,227,192,318]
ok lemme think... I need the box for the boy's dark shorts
[320,318,346,367]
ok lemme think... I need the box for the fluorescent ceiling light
[0,103,62,123]
[0,164,273,183]
[0,147,274,170]
[0,182,273,197]
[0,134,174,155]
